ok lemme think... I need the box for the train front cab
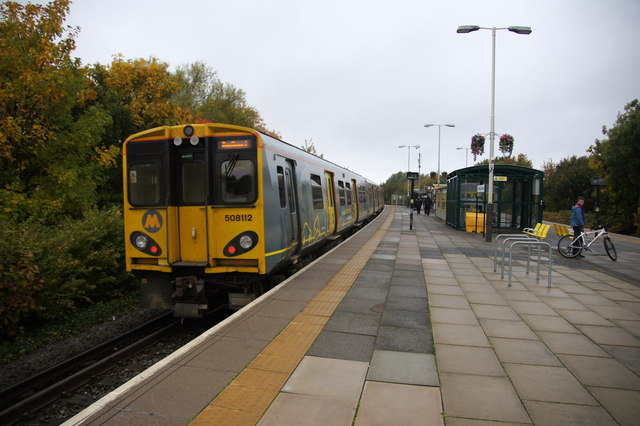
[124,124,266,317]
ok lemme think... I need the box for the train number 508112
[224,214,253,222]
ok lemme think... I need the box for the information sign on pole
[407,172,419,181]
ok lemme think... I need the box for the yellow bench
[523,223,542,236]
[523,223,550,240]
[553,224,572,237]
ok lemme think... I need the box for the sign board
[589,178,605,186]
[493,176,507,182]
[477,184,485,193]
[407,172,419,180]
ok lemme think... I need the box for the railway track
[0,311,178,425]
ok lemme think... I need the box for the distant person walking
[415,197,423,215]
[571,196,586,257]
[424,196,433,216]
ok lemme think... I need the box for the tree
[589,99,640,234]
[172,62,280,137]
[0,0,112,222]
[543,156,597,213]
[382,171,409,203]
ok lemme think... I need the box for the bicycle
[557,225,617,261]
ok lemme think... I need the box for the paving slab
[490,337,562,366]
[557,354,640,390]
[356,381,444,426]
[523,400,616,426]
[504,363,598,405]
[440,373,531,423]
[435,344,504,377]
[367,349,439,385]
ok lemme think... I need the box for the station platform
[67,205,640,425]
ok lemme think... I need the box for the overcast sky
[63,0,640,184]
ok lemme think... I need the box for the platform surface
[66,205,640,425]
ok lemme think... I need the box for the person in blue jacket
[571,196,586,257]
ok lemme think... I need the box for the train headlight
[130,232,162,256]
[134,233,149,249]
[239,234,253,250]
[224,231,259,257]
[183,125,194,137]
[173,136,182,146]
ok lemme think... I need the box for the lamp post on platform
[456,147,469,167]
[424,124,455,184]
[457,24,531,242]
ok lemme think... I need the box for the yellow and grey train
[123,123,384,317]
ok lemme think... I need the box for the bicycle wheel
[604,236,617,261]
[558,234,580,258]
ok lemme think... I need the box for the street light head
[424,124,434,128]
[398,145,406,148]
[445,124,455,127]
[508,26,532,35]
[457,25,480,33]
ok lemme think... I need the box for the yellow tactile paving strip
[192,210,393,425]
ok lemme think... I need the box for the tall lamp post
[457,25,531,242]
[424,124,455,184]
[456,147,469,167]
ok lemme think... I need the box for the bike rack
[494,233,536,275]
[507,240,552,288]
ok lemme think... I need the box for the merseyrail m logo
[142,210,163,233]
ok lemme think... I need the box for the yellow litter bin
[465,212,486,233]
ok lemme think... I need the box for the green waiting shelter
[444,164,544,233]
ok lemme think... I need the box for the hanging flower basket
[499,133,514,157]
[471,134,485,160]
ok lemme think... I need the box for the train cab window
[345,182,352,205]
[338,181,346,206]
[220,159,256,203]
[182,162,205,204]
[310,174,324,210]
[277,166,286,208]
[129,163,162,206]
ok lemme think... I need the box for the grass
[0,292,141,366]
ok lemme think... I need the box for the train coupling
[173,276,208,318]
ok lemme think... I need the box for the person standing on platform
[415,197,423,215]
[424,196,433,216]
[571,196,586,258]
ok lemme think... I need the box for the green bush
[0,221,43,337]
[19,207,136,325]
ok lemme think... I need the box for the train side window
[129,163,161,206]
[221,159,256,203]
[345,182,352,205]
[277,166,286,208]
[310,174,324,210]
[285,169,295,213]
[338,181,346,206]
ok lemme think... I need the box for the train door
[284,160,300,252]
[351,178,359,221]
[325,171,336,235]
[176,145,208,263]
